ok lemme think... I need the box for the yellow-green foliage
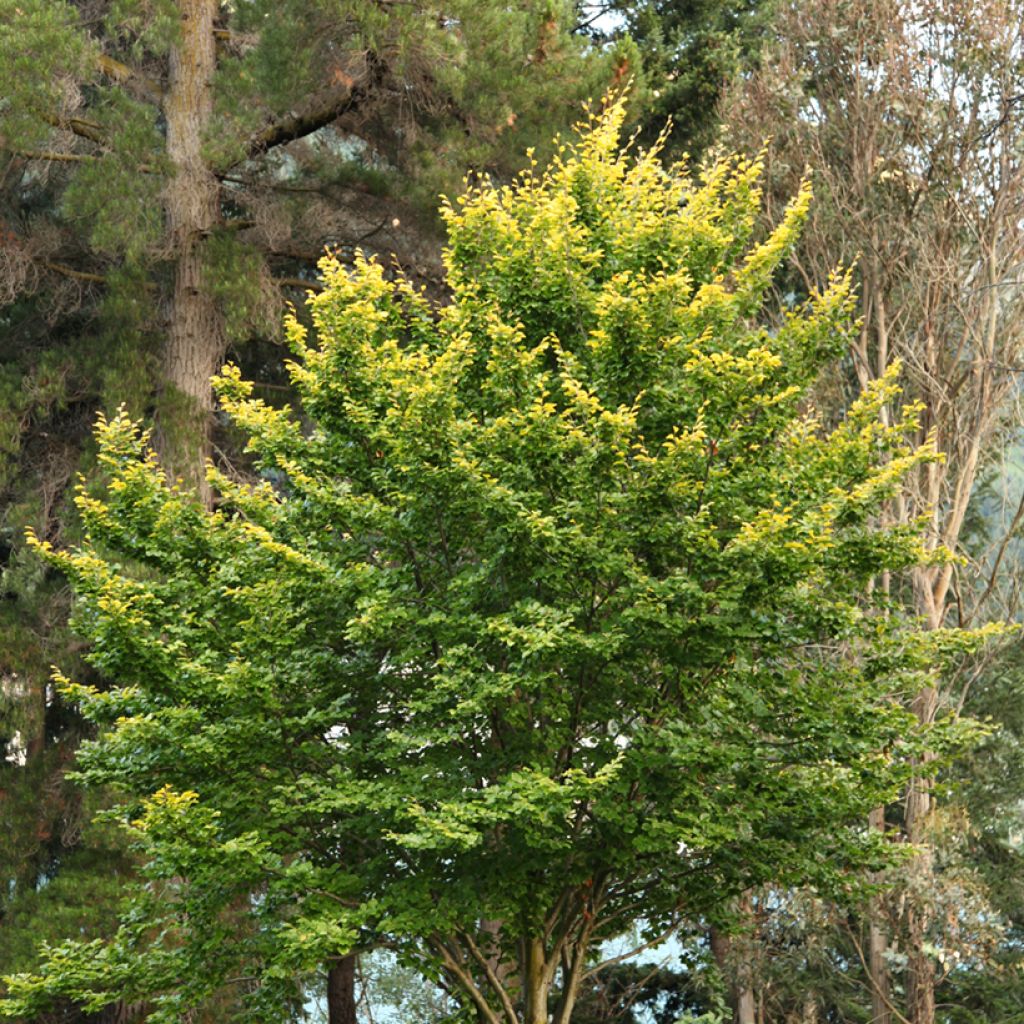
[2,99,983,1024]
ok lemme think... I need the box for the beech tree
[1,100,976,1024]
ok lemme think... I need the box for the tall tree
[585,0,772,155]
[0,6,628,1016]
[0,0,625,498]
[722,2,1024,1020]
[1,98,976,1024]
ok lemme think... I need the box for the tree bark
[905,686,939,1024]
[867,806,892,1024]
[327,955,358,1024]
[735,971,756,1024]
[162,0,223,506]
[711,910,756,1024]
[523,936,549,1024]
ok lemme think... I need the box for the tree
[0,5,628,1014]
[584,0,773,156]
[1,98,972,1024]
[721,2,1024,1020]
[0,0,626,500]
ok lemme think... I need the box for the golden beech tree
[1,101,988,1024]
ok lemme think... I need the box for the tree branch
[231,56,386,166]
[581,918,682,980]
[96,54,164,104]
[274,276,324,292]
[39,112,105,145]
[967,484,1024,623]
[428,936,503,1024]
[44,261,107,285]
[456,930,519,1024]
[8,150,97,164]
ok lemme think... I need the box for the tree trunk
[523,936,549,1024]
[735,976,756,1024]
[734,892,757,1024]
[867,806,892,1024]
[905,685,939,1024]
[327,955,358,1024]
[162,0,223,506]
[711,910,756,1024]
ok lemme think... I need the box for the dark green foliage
[593,0,773,155]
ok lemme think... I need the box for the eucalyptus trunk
[711,913,757,1024]
[867,805,891,1024]
[905,686,939,1024]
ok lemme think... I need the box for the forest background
[0,1,1022,1023]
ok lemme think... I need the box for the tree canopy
[1,98,980,1024]
[0,4,631,1001]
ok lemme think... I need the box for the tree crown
[2,98,979,1024]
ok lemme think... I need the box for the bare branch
[581,918,681,981]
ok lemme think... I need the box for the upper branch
[230,55,387,167]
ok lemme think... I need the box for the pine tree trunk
[327,955,358,1024]
[162,0,222,506]
[867,806,891,1024]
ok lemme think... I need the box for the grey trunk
[904,685,939,1024]
[868,805,892,1024]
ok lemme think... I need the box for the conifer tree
[0,0,627,496]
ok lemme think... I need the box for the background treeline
[0,2,1021,1023]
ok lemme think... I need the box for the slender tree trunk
[735,974,756,1024]
[711,910,756,1024]
[867,806,892,1024]
[523,936,549,1024]
[734,892,757,1024]
[162,0,222,506]
[327,955,358,1024]
[905,685,939,1024]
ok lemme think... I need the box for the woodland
[0,2,1022,1024]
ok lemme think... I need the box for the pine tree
[0,0,626,496]
[586,0,771,155]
